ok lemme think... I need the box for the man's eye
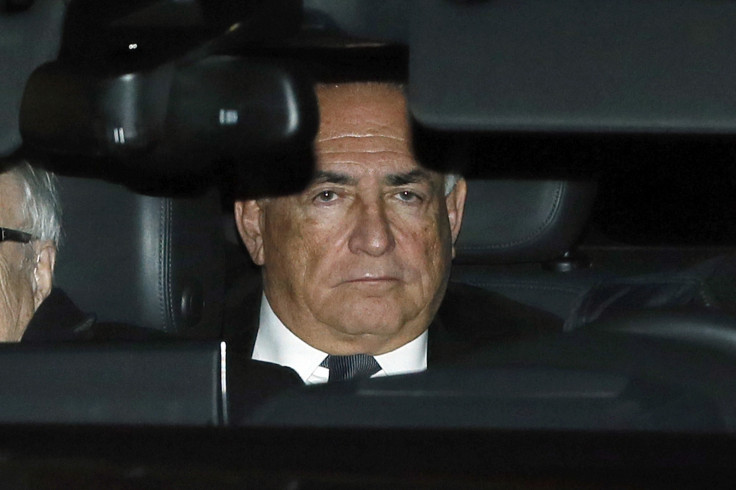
[396,190,422,203]
[314,190,338,203]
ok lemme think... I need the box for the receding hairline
[315,81,405,100]
[314,82,459,195]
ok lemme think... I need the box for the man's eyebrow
[308,169,434,188]
[309,171,357,186]
[384,169,433,187]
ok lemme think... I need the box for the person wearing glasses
[0,159,98,341]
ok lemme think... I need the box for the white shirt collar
[374,330,427,378]
[252,294,427,384]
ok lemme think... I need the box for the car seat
[2,0,227,337]
[0,0,64,157]
[52,176,227,336]
[451,178,604,324]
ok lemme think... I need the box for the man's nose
[348,200,395,256]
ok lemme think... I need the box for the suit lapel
[427,315,478,364]
[223,272,263,355]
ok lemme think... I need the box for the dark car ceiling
[0,0,64,157]
[12,0,320,196]
[302,0,736,179]
[300,0,736,134]
[9,0,736,184]
[408,0,736,135]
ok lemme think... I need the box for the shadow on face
[235,83,467,355]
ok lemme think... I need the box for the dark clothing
[222,278,306,423]
[22,288,95,342]
[22,288,164,342]
[429,281,563,363]
[222,275,563,423]
[226,353,304,424]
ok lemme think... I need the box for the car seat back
[0,0,64,157]
[53,176,226,336]
[452,179,604,322]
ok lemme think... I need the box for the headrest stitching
[461,181,566,250]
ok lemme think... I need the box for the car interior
[3,0,736,486]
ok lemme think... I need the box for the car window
[3,1,736,486]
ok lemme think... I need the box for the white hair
[7,161,61,247]
[444,173,460,195]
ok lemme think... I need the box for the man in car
[1,159,66,340]
[0,159,101,341]
[227,82,561,384]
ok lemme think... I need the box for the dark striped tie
[321,354,381,382]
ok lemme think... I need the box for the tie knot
[322,354,381,382]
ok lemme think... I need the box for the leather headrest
[0,0,64,156]
[53,176,226,336]
[455,179,596,264]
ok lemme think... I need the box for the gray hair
[7,161,61,247]
[444,173,460,195]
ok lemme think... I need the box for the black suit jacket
[222,275,562,423]
[22,288,166,342]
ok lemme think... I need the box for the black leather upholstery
[451,179,601,322]
[0,0,64,156]
[455,179,596,264]
[53,176,226,336]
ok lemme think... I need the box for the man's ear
[32,241,56,310]
[446,178,467,259]
[234,199,266,265]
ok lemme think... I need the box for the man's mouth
[342,275,400,288]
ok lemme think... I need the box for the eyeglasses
[0,227,33,244]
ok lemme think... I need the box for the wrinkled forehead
[316,83,409,149]
[0,172,24,228]
[313,83,439,181]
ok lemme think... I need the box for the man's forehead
[313,82,432,183]
[316,83,408,142]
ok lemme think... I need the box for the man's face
[0,172,37,341]
[236,83,466,355]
